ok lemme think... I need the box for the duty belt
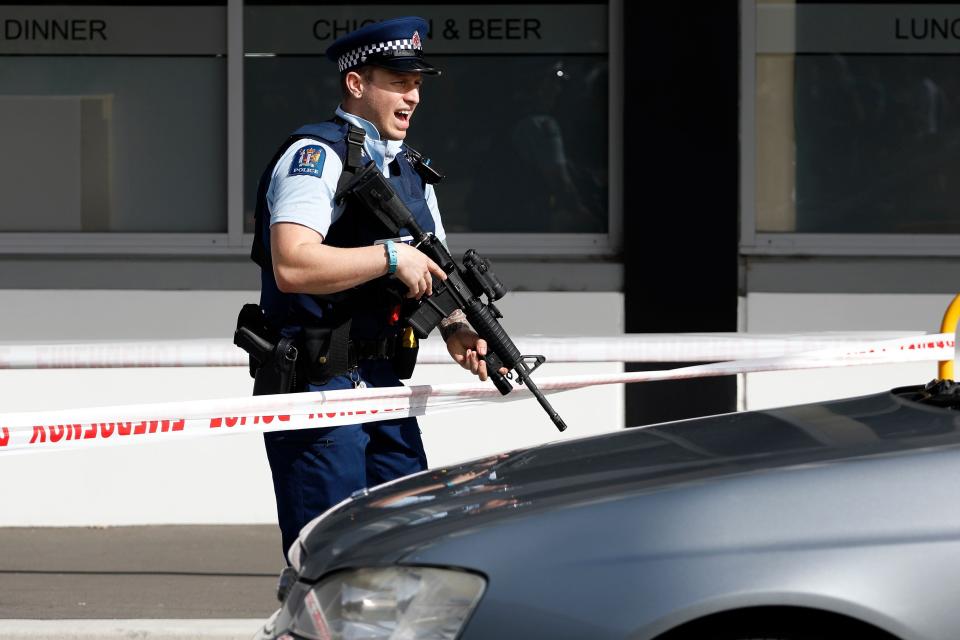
[306,336,397,373]
[312,336,397,369]
[350,336,397,362]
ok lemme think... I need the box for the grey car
[256,382,960,640]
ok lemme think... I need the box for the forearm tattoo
[439,309,471,341]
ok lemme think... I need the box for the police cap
[326,17,440,76]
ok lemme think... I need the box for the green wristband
[385,239,398,275]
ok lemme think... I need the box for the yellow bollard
[938,293,960,380]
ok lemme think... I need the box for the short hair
[340,65,376,99]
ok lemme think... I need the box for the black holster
[234,304,299,396]
[253,337,299,396]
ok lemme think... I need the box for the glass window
[753,0,960,236]
[0,2,226,233]
[243,3,608,235]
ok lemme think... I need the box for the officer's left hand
[446,327,509,382]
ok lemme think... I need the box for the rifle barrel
[519,373,567,432]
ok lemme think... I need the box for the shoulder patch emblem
[289,145,326,178]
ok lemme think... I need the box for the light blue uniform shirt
[266,107,444,242]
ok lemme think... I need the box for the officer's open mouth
[395,110,411,122]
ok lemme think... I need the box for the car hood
[295,385,960,581]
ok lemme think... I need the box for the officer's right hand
[393,242,447,299]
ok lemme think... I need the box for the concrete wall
[0,290,623,526]
[743,293,955,411]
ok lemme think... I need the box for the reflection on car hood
[297,386,960,581]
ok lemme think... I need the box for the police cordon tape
[0,331,932,369]
[0,333,952,455]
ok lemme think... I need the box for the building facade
[1,0,956,524]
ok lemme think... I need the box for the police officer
[251,17,496,558]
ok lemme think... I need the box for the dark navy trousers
[263,360,428,558]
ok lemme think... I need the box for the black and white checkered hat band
[337,38,420,72]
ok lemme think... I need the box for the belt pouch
[302,318,353,385]
[392,326,419,380]
[253,337,298,396]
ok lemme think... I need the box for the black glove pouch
[301,318,353,386]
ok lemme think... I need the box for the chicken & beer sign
[246,5,607,55]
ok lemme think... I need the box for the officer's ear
[344,70,364,100]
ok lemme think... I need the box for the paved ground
[0,526,282,622]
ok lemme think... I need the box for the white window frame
[0,0,621,260]
[739,0,960,258]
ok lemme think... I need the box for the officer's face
[355,67,422,141]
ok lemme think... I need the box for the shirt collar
[336,106,404,172]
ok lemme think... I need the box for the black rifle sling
[334,116,367,191]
